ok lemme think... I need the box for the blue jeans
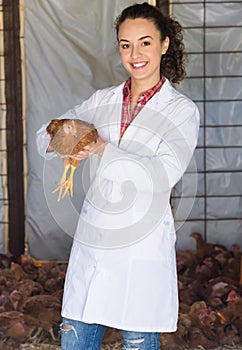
[61,317,160,350]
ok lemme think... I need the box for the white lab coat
[36,79,199,332]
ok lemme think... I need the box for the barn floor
[18,342,242,350]
[0,234,241,350]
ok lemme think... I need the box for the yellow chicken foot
[61,164,76,200]
[52,163,70,201]
[52,164,76,201]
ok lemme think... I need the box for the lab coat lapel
[103,84,123,146]
[119,79,174,151]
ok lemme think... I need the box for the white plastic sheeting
[172,0,242,249]
[25,0,143,259]
[25,0,242,259]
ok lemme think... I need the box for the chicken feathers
[46,118,98,201]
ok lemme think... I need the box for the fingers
[85,137,107,155]
[68,138,107,160]
[82,141,97,153]
[68,150,89,160]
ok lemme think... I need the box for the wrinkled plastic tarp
[25,0,143,259]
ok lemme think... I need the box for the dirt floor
[18,343,242,350]
[1,245,241,350]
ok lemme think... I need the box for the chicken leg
[52,159,76,201]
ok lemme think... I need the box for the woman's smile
[130,61,148,69]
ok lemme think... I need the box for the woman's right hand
[69,136,107,160]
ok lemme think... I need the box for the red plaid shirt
[120,77,165,141]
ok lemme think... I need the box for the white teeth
[132,62,146,68]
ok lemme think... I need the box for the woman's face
[118,18,169,86]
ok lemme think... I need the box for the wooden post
[240,253,242,285]
[3,0,25,261]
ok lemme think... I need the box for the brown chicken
[102,327,123,346]
[216,290,242,324]
[213,290,242,346]
[46,118,98,200]
[0,268,17,294]
[10,262,27,282]
[216,323,240,346]
[20,294,62,340]
[12,279,44,300]
[190,231,228,261]
[189,326,217,349]
[0,311,26,342]
[20,254,39,280]
[0,253,12,269]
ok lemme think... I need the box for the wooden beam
[3,0,25,261]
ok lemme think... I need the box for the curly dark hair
[115,2,187,84]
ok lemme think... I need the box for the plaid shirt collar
[123,77,164,104]
[120,77,165,140]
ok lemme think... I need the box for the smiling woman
[36,3,199,350]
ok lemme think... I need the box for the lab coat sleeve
[98,102,200,193]
[36,90,102,159]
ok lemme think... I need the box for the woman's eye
[141,41,151,46]
[120,44,130,49]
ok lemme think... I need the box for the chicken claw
[52,164,75,201]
